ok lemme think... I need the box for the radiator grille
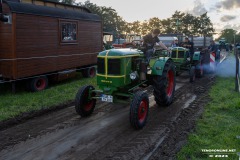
[97,58,105,74]
[97,58,121,75]
[108,59,121,75]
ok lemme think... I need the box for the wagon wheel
[153,60,176,106]
[190,66,196,82]
[130,91,149,129]
[29,76,48,92]
[82,67,96,78]
[75,85,96,117]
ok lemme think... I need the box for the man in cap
[182,36,194,57]
[171,37,179,48]
[142,29,170,63]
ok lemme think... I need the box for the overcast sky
[77,0,240,35]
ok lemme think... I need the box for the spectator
[171,37,179,48]
[208,40,218,53]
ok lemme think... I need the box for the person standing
[208,40,217,53]
[171,37,179,48]
[208,40,220,62]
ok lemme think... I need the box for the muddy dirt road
[0,72,214,160]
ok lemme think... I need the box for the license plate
[101,94,113,102]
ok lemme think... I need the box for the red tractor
[113,34,142,48]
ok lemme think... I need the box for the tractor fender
[192,51,201,61]
[151,57,172,76]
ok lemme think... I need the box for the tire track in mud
[75,75,215,160]
[0,74,215,160]
[0,101,113,151]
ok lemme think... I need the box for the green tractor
[75,48,176,129]
[170,47,203,82]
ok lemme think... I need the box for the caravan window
[60,20,77,43]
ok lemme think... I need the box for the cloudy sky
[77,0,240,36]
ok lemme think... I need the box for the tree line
[52,0,216,38]
[81,1,215,37]
[217,29,240,44]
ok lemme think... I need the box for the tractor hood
[98,48,143,57]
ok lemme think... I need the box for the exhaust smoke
[216,56,237,77]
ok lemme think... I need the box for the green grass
[177,77,240,160]
[0,74,96,121]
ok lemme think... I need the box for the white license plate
[101,94,113,102]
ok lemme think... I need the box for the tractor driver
[182,37,194,58]
[142,29,169,64]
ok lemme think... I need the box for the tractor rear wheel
[75,85,96,117]
[153,60,176,106]
[190,66,196,82]
[130,91,149,129]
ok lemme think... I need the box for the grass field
[177,77,240,160]
[0,74,96,121]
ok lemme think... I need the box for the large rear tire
[153,60,176,106]
[130,91,149,129]
[75,85,96,117]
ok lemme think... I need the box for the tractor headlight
[130,71,138,80]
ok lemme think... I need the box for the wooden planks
[12,14,102,79]
[0,3,102,80]
[0,4,13,78]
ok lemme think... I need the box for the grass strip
[177,77,240,160]
[0,74,96,121]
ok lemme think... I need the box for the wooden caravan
[0,0,102,91]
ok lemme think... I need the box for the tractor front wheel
[130,91,149,129]
[190,66,196,82]
[153,60,176,106]
[75,85,96,117]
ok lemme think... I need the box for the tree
[195,12,215,36]
[171,11,185,33]
[148,17,162,32]
[81,1,126,38]
[61,0,75,5]
[140,20,150,35]
[161,18,174,33]
[78,1,215,38]
[129,21,141,34]
[181,13,195,35]
[218,29,238,43]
